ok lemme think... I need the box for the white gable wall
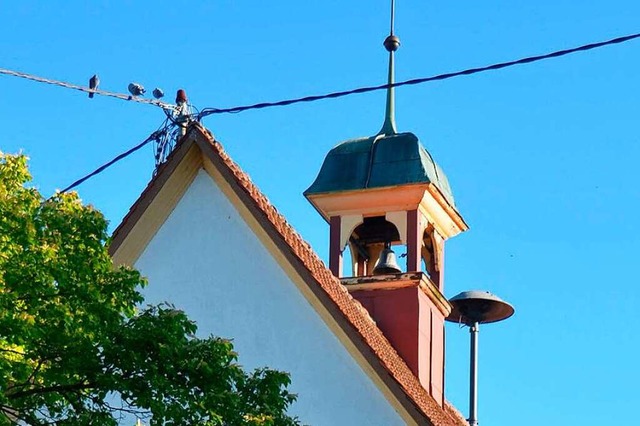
[135,169,406,426]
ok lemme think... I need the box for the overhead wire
[43,31,640,192]
[58,119,171,194]
[0,67,174,109]
[2,33,637,119]
[197,32,640,118]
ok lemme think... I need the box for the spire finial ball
[384,35,400,52]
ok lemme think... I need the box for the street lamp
[446,291,514,426]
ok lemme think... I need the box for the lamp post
[445,291,514,426]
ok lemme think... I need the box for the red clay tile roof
[110,123,467,426]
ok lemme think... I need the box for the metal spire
[379,0,400,135]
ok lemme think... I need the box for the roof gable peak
[109,123,466,426]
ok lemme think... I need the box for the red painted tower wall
[351,286,445,406]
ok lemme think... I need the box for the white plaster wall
[135,170,406,426]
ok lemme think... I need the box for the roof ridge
[194,123,466,426]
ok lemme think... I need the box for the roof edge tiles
[109,123,467,426]
[304,132,456,208]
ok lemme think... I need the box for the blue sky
[2,1,639,424]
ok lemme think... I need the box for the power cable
[0,67,174,109]
[198,32,640,118]
[2,32,637,118]
[59,124,169,194]
[47,31,640,193]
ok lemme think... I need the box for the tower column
[329,216,343,277]
[433,231,445,291]
[406,209,421,272]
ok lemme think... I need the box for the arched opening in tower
[346,216,402,277]
[421,224,441,288]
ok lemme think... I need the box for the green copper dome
[304,132,456,207]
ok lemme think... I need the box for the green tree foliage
[0,154,300,425]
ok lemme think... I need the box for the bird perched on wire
[128,82,145,97]
[152,88,164,99]
[88,74,99,98]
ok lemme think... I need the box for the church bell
[372,242,402,275]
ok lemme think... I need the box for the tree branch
[6,381,95,400]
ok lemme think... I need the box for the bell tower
[304,0,468,406]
